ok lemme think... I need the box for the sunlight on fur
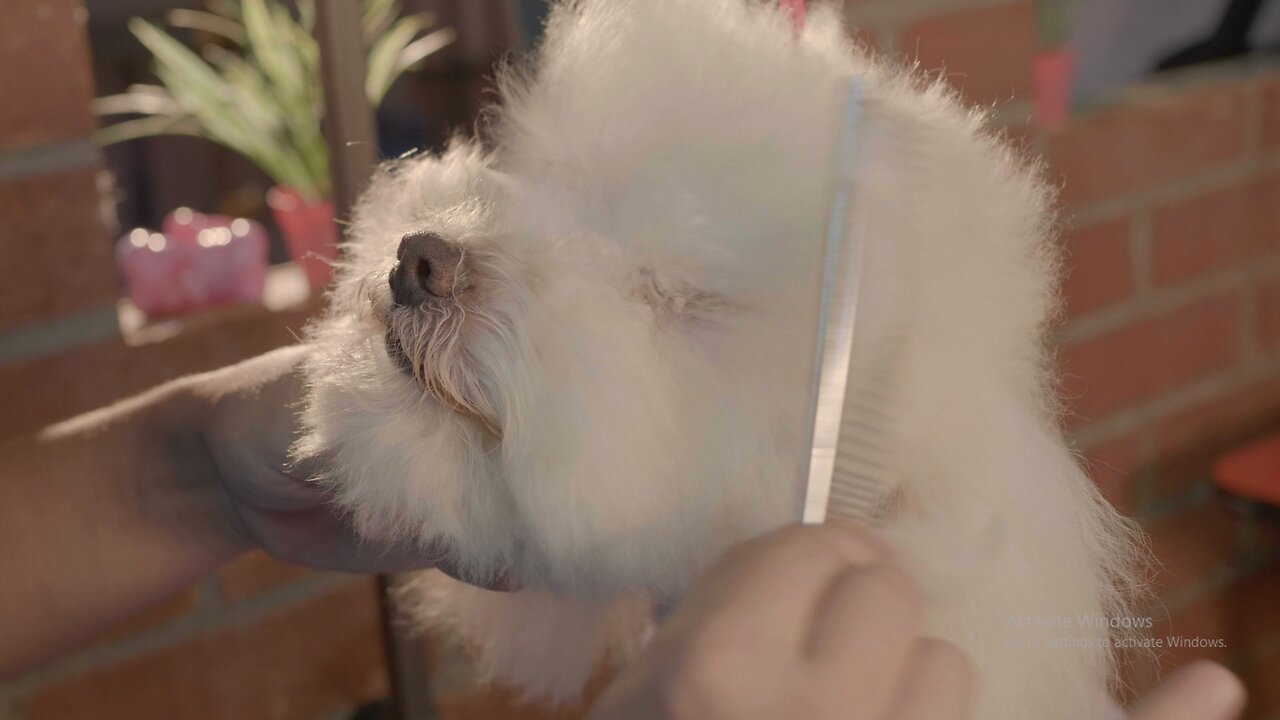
[294,1,1150,717]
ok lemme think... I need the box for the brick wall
[4,1,1280,719]
[853,0,1280,717]
[0,2,385,719]
[1049,70,1280,712]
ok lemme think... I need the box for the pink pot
[267,185,338,290]
[115,210,268,318]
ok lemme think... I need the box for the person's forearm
[0,379,249,678]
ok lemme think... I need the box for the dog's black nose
[390,232,462,306]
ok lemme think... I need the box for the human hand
[589,522,975,720]
[1129,661,1246,720]
[188,346,444,574]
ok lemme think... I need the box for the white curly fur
[296,1,1146,717]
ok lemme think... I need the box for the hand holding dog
[0,346,445,678]
[193,345,441,574]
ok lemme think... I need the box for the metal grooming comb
[800,74,892,526]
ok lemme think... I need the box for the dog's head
[298,0,862,597]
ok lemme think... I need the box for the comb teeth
[827,331,908,526]
[802,74,912,527]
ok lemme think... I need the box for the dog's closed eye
[633,267,729,324]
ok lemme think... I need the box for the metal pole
[314,2,436,718]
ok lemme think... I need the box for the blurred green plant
[93,0,454,202]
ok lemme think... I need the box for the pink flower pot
[115,210,268,318]
[267,185,338,290]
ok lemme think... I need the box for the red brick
[1223,563,1280,712]
[1225,562,1280,656]
[1149,593,1232,674]
[1151,175,1280,287]
[899,2,1036,106]
[0,168,119,331]
[0,0,97,147]
[1256,273,1280,350]
[1261,74,1280,151]
[1149,375,1280,502]
[1145,502,1239,599]
[1126,560,1280,709]
[1046,85,1250,208]
[1154,378,1280,460]
[0,302,319,439]
[1241,644,1280,719]
[1058,294,1239,428]
[218,551,316,603]
[27,581,388,720]
[1061,219,1134,320]
[1142,562,1280,710]
[1079,433,1143,514]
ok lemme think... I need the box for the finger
[677,523,891,649]
[1128,661,1246,720]
[885,639,976,720]
[808,566,925,714]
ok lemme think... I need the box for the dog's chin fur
[296,0,1147,716]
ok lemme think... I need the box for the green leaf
[93,115,202,146]
[129,19,235,108]
[132,19,311,192]
[92,85,184,116]
[296,0,316,34]
[238,0,328,196]
[394,27,454,75]
[202,45,286,140]
[362,0,400,44]
[165,9,246,45]
[208,0,242,20]
[365,14,425,104]
[107,0,448,203]
[241,0,307,103]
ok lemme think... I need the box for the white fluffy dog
[297,1,1144,717]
